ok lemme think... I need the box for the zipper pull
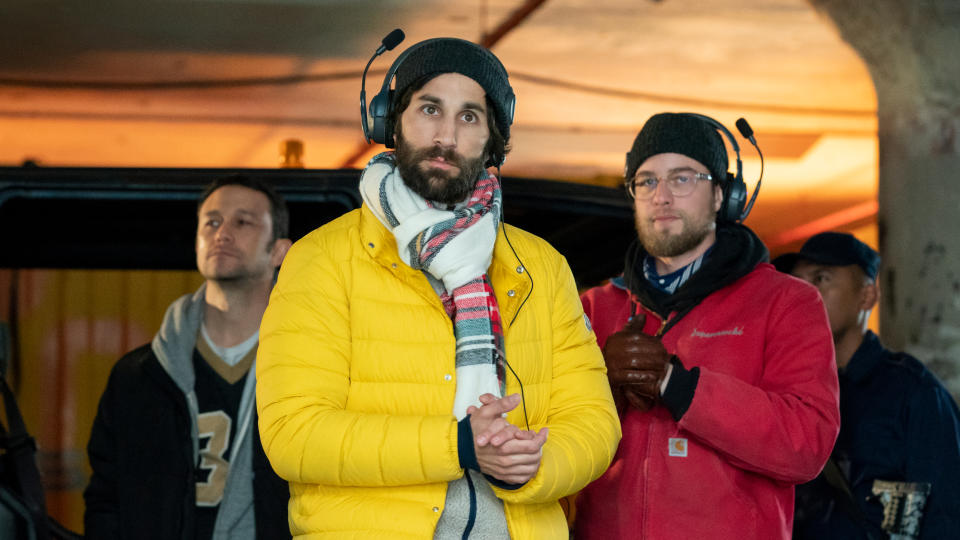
[632,301,669,336]
[655,317,669,337]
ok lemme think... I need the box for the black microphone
[361,29,405,143]
[736,117,763,220]
[378,28,405,55]
[735,118,756,145]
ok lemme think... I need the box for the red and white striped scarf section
[359,152,507,407]
[423,176,506,396]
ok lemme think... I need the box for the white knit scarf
[360,152,505,420]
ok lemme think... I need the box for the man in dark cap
[775,231,960,540]
[255,37,620,538]
[573,113,840,539]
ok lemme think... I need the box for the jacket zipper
[634,303,671,338]
[654,316,669,338]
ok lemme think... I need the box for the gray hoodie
[151,284,258,540]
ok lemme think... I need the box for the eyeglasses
[625,170,712,199]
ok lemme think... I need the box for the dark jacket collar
[842,330,886,383]
[623,222,769,321]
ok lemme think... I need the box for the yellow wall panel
[2,268,203,533]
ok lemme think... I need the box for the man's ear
[713,183,723,213]
[859,280,880,312]
[270,238,292,268]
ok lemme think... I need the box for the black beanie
[393,38,515,143]
[625,113,728,183]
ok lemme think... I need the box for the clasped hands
[467,393,548,485]
[603,313,672,412]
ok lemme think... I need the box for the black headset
[365,40,426,149]
[360,34,515,169]
[624,112,762,223]
[680,113,752,223]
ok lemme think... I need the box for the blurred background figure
[776,231,960,540]
[83,175,292,540]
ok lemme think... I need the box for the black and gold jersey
[192,341,255,539]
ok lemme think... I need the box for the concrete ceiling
[0,0,878,250]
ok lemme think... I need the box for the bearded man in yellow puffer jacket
[255,35,620,539]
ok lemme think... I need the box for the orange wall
[1,268,203,533]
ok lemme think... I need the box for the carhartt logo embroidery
[668,438,688,457]
[691,327,743,338]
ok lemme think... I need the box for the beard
[395,134,487,205]
[636,211,716,258]
[198,245,276,286]
[202,262,264,287]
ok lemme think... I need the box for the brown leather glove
[603,312,671,412]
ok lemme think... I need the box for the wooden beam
[767,199,878,249]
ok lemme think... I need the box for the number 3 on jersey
[196,411,232,506]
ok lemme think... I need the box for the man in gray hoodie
[84,175,292,540]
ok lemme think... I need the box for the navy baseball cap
[772,232,880,280]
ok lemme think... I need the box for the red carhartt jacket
[574,263,840,540]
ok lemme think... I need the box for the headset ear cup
[721,172,747,223]
[369,90,392,146]
[382,88,396,148]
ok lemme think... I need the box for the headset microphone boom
[360,29,405,144]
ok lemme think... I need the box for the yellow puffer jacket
[257,205,620,539]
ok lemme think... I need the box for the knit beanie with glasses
[393,37,515,142]
[625,113,729,183]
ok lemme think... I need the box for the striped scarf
[642,248,711,294]
[360,152,506,420]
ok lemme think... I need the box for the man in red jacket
[573,113,840,539]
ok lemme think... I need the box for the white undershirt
[200,322,259,367]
